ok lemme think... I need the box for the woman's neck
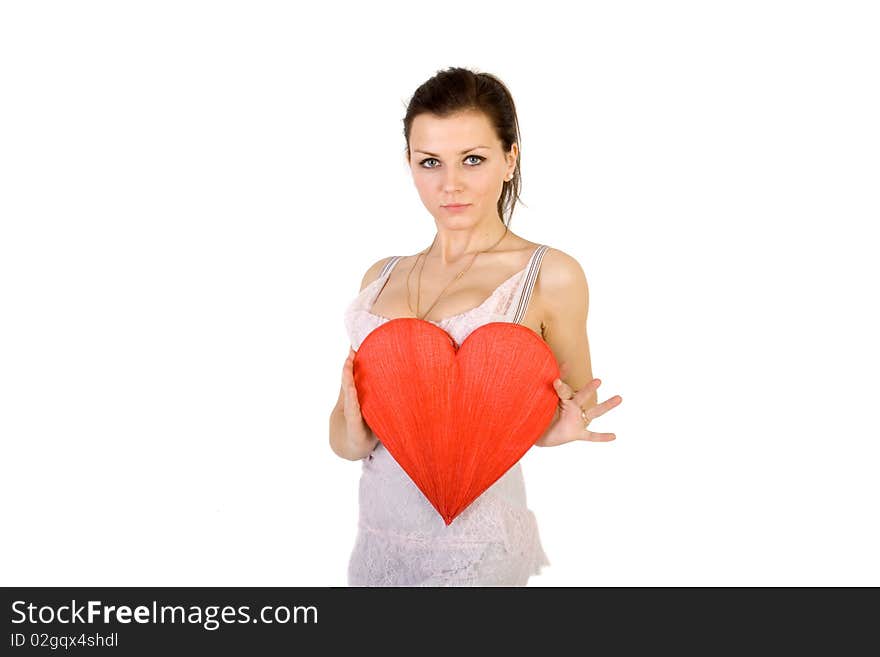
[427,220,508,267]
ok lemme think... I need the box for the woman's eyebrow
[414,146,490,156]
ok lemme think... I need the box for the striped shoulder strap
[510,245,550,324]
[378,255,403,279]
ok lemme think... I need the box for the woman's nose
[442,173,463,191]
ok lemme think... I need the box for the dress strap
[371,256,404,306]
[378,255,403,279]
[509,245,550,325]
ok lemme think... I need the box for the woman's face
[408,110,516,229]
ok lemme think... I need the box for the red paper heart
[353,318,559,526]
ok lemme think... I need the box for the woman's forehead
[411,113,498,151]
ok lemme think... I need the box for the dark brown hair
[402,66,526,227]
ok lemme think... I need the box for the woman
[329,67,623,586]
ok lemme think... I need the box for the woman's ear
[507,142,518,170]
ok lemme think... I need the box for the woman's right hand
[342,346,373,447]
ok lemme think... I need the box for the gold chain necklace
[406,223,509,321]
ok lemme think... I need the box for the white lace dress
[343,245,552,586]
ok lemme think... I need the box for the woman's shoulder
[532,244,589,315]
[538,244,584,277]
[515,238,583,280]
[357,255,397,294]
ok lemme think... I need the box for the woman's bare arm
[329,256,393,460]
[534,248,598,414]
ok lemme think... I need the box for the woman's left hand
[535,361,622,447]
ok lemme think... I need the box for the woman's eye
[419,155,485,168]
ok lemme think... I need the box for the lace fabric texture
[343,248,552,586]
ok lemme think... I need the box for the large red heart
[353,318,559,526]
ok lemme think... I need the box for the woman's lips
[442,204,471,212]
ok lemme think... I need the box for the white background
[1,1,877,586]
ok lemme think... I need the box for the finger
[553,362,576,398]
[343,355,356,383]
[583,431,616,442]
[553,377,576,400]
[344,375,360,402]
[557,360,574,384]
[585,394,623,420]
